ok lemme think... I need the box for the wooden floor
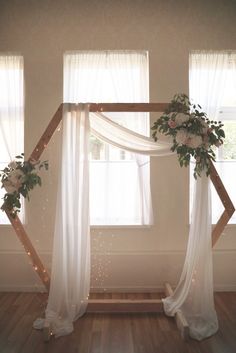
[0,292,235,353]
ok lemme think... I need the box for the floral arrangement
[151,94,225,178]
[0,154,48,217]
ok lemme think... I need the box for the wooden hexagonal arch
[5,103,235,321]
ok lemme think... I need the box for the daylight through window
[0,55,24,224]
[64,51,153,225]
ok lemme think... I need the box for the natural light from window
[64,51,152,226]
[0,55,24,225]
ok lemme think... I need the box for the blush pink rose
[168,120,177,128]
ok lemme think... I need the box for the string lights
[9,213,50,289]
[91,229,113,291]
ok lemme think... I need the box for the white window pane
[64,51,151,225]
[0,55,24,225]
[90,161,141,225]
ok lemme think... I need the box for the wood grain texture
[87,298,164,313]
[29,103,63,161]
[80,102,169,112]
[210,160,235,247]
[0,292,235,353]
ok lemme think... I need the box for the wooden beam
[64,102,169,112]
[5,211,50,291]
[210,160,235,247]
[2,104,64,292]
[87,298,164,313]
[29,103,63,161]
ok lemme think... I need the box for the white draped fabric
[163,52,231,339]
[163,175,218,340]
[34,104,217,340]
[89,112,172,156]
[34,105,91,337]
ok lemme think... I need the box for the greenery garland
[0,154,48,217]
[151,94,225,178]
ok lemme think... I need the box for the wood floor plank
[0,292,235,353]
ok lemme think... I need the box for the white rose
[175,113,190,126]
[187,134,203,149]
[3,180,18,194]
[175,129,189,145]
[8,169,25,188]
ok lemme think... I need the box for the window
[64,51,152,225]
[189,51,236,224]
[0,55,24,224]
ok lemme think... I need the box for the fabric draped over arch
[33,103,218,340]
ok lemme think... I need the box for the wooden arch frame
[5,103,235,340]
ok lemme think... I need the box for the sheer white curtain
[189,51,229,117]
[34,105,91,337]
[0,55,24,224]
[64,51,152,225]
[107,52,152,224]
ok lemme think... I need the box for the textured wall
[0,0,236,291]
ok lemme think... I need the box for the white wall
[0,0,236,292]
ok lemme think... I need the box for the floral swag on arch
[1,94,225,341]
[0,154,48,217]
[151,94,225,178]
